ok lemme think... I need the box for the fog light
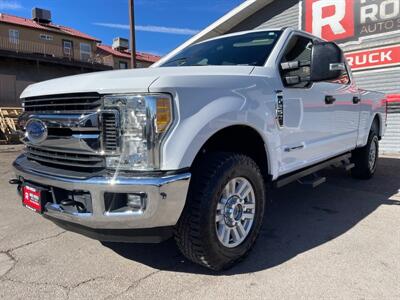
[127,194,146,211]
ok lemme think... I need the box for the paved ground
[0,146,399,299]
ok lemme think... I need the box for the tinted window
[161,31,282,67]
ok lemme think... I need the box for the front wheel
[175,152,266,271]
[351,125,379,179]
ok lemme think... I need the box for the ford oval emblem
[25,119,48,144]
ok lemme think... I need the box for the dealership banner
[302,0,400,43]
[345,45,400,71]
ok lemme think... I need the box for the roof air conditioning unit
[112,37,129,51]
[32,8,52,24]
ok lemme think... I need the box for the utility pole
[129,0,137,68]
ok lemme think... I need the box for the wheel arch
[190,125,272,180]
[372,113,383,139]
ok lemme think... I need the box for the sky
[0,0,244,56]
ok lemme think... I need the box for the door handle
[325,95,336,104]
[284,145,305,152]
[353,96,361,104]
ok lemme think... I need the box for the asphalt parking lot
[0,146,399,299]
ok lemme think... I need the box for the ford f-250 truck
[11,28,386,270]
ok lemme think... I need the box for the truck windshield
[161,31,282,67]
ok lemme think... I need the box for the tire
[351,123,379,180]
[175,152,266,271]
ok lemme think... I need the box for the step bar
[274,153,352,189]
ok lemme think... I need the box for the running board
[344,163,355,171]
[297,173,326,188]
[274,153,352,189]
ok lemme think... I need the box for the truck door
[277,34,350,175]
[321,65,360,154]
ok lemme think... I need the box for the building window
[9,29,19,44]
[80,43,91,61]
[63,40,73,57]
[119,61,128,69]
[40,34,53,41]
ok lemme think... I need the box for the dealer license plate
[22,185,44,213]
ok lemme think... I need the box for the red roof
[0,13,100,42]
[136,51,161,63]
[97,44,161,63]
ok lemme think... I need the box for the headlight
[104,94,173,171]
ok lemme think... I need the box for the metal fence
[0,36,105,65]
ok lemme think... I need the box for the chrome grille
[21,93,123,172]
[23,93,102,113]
[26,146,105,170]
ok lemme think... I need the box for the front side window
[9,29,19,44]
[80,43,91,61]
[161,31,282,67]
[280,35,313,88]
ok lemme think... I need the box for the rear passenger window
[280,35,313,88]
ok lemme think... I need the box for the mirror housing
[310,42,345,82]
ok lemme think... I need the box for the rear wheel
[175,152,266,271]
[351,123,379,179]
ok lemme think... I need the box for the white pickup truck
[11,28,386,270]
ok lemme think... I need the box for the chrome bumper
[13,155,191,231]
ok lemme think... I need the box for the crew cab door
[276,34,359,175]
[324,67,361,154]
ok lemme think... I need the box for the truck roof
[191,28,285,45]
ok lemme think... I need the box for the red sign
[387,94,400,103]
[303,0,354,41]
[345,45,400,71]
[23,185,42,212]
[302,0,400,43]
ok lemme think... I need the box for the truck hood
[20,66,255,98]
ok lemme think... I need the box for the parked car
[11,28,386,270]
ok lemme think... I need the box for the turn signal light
[156,98,172,133]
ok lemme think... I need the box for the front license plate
[22,185,43,213]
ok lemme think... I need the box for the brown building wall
[113,56,130,69]
[0,56,109,107]
[96,49,154,69]
[111,56,153,69]
[0,23,98,62]
[138,61,153,68]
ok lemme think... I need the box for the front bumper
[13,155,191,242]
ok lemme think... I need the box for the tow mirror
[280,60,311,85]
[310,42,344,82]
[281,60,309,71]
